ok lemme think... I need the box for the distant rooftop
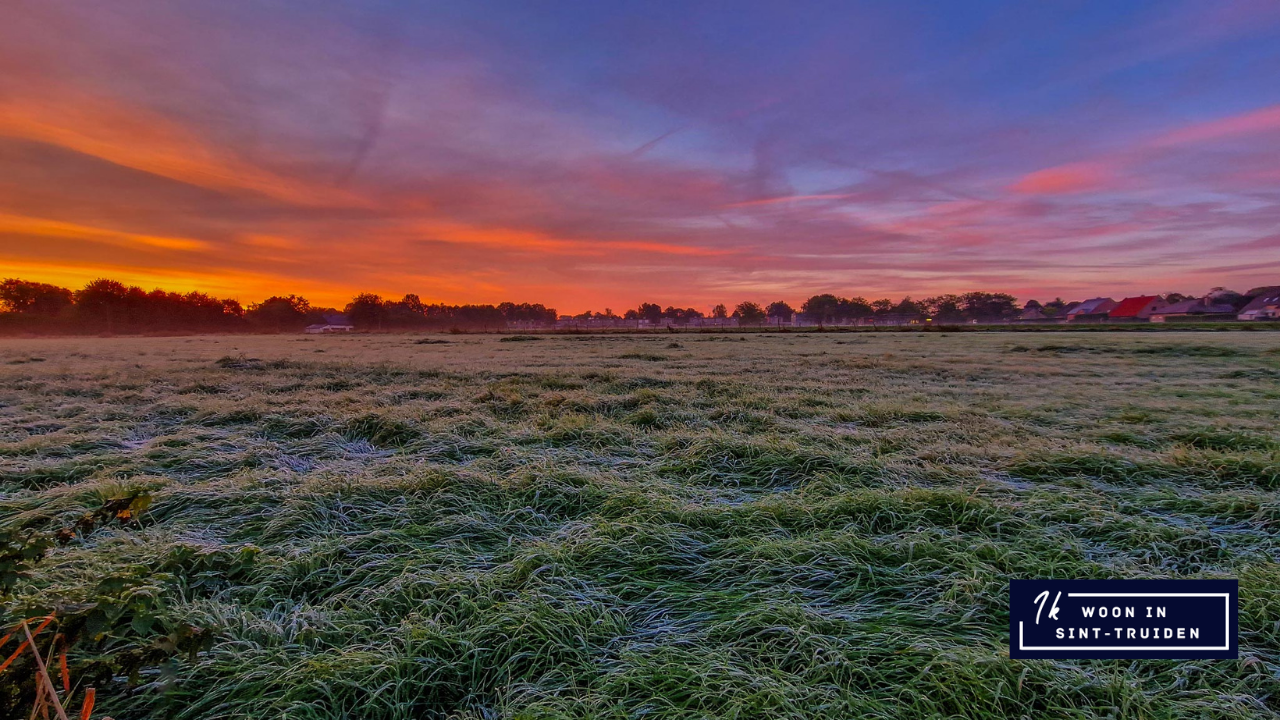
[1108,295,1160,318]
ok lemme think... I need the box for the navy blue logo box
[1009,579,1237,659]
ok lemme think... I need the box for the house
[1107,295,1168,322]
[1238,292,1280,321]
[1149,299,1237,323]
[1066,297,1117,322]
[304,313,355,333]
[1015,307,1055,323]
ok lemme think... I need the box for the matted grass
[1,331,1278,718]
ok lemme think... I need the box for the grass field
[2,331,1279,719]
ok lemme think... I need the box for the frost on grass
[0,331,1278,719]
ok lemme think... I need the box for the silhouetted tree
[733,301,766,325]
[960,292,1019,322]
[892,297,922,316]
[383,294,426,327]
[1206,287,1247,310]
[800,294,873,324]
[800,294,839,323]
[247,295,312,332]
[345,293,388,329]
[400,294,426,315]
[0,279,73,316]
[839,297,874,321]
[923,294,964,323]
[635,302,664,324]
[766,301,795,326]
[711,303,728,319]
[74,279,134,332]
[1042,298,1067,317]
[662,306,703,324]
[453,304,506,329]
[499,302,557,325]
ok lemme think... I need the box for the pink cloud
[1154,104,1280,146]
[1009,104,1280,199]
[724,193,854,208]
[1009,162,1115,195]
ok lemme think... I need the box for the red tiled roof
[1108,295,1159,318]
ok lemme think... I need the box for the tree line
[0,278,556,334]
[567,292,1021,326]
[13,276,1235,335]
[341,293,556,331]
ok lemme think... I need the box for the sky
[2,0,1280,313]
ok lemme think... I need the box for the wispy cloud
[1153,104,1280,147]
[1009,163,1115,195]
[0,213,209,252]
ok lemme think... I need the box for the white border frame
[1017,592,1231,651]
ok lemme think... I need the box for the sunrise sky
[2,1,1280,312]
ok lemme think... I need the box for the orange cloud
[1009,162,1113,195]
[237,234,306,251]
[0,213,209,252]
[403,221,730,258]
[0,93,368,208]
[603,240,729,257]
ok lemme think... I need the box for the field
[1,331,1279,719]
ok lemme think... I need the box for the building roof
[1240,293,1280,313]
[1108,295,1160,318]
[1018,307,1046,320]
[321,313,353,326]
[1068,297,1115,315]
[1243,285,1280,298]
[1156,299,1235,315]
